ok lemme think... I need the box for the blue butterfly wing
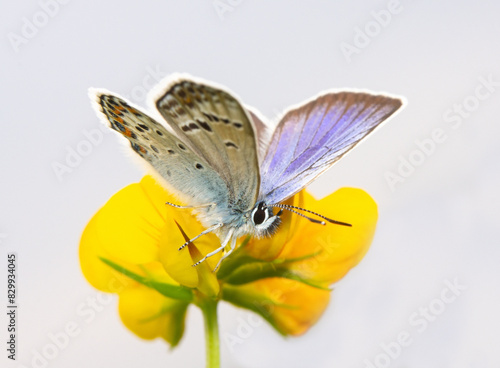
[259,92,404,204]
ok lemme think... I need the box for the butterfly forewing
[93,92,229,207]
[154,80,260,212]
[260,92,403,204]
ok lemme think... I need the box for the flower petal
[188,244,220,297]
[244,192,305,261]
[159,222,200,288]
[279,188,378,285]
[85,179,167,265]
[80,209,141,292]
[159,220,221,292]
[79,175,179,291]
[223,278,330,336]
[118,286,188,346]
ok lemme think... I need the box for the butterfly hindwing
[92,91,229,207]
[154,79,260,212]
[259,92,404,204]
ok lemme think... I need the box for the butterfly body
[90,74,404,268]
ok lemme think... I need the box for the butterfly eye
[252,203,268,226]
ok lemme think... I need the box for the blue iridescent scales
[259,92,403,204]
[90,75,404,269]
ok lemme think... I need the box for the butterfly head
[249,202,282,237]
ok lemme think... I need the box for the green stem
[200,299,220,368]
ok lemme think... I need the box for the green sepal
[221,284,296,336]
[216,236,251,279]
[220,250,330,291]
[165,303,188,348]
[100,257,193,302]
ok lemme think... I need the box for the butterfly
[90,74,404,270]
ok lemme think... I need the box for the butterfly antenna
[267,204,352,227]
[267,204,325,225]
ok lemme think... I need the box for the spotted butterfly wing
[259,92,404,204]
[90,90,229,208]
[153,78,260,213]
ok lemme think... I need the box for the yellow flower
[218,188,377,335]
[79,175,377,344]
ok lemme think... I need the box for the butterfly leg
[213,236,237,272]
[166,202,215,209]
[192,228,234,267]
[178,223,223,251]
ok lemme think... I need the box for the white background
[1,1,499,367]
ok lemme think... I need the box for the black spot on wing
[203,112,214,122]
[107,98,118,106]
[225,141,239,149]
[131,143,147,157]
[119,100,130,108]
[114,121,126,132]
[181,122,200,132]
[196,119,212,132]
[108,110,123,118]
